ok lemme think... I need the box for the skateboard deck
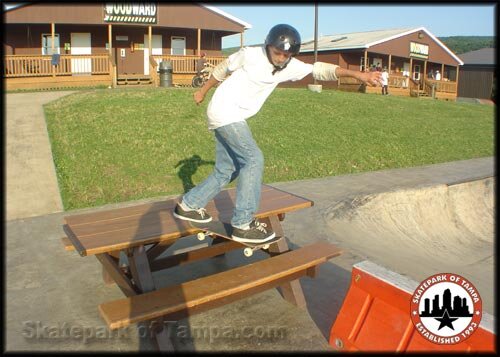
[189,220,283,257]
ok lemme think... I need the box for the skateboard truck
[196,231,273,257]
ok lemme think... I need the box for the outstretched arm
[312,62,383,87]
[336,67,382,87]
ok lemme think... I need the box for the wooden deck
[5,74,113,91]
[4,53,224,90]
[116,74,153,86]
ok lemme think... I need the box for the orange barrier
[329,261,495,352]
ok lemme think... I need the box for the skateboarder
[174,24,383,244]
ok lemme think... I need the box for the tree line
[438,36,494,55]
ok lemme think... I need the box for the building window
[360,57,365,72]
[171,36,186,55]
[42,34,61,55]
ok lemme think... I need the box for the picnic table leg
[95,253,138,297]
[101,250,122,286]
[267,215,308,309]
[210,236,227,258]
[146,241,176,261]
[102,265,115,285]
[128,245,175,351]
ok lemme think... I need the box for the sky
[215,4,497,48]
[4,3,496,48]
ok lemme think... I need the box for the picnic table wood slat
[98,242,342,330]
[69,192,309,240]
[67,187,299,237]
[68,196,310,256]
[63,185,313,256]
[64,184,278,227]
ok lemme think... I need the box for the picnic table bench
[62,184,342,350]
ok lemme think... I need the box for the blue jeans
[182,121,264,228]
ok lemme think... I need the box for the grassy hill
[45,88,493,209]
[222,44,262,56]
[438,36,494,54]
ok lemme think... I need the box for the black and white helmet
[264,24,301,56]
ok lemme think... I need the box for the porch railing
[409,78,421,97]
[338,77,362,85]
[425,78,457,93]
[389,74,410,88]
[423,79,435,97]
[4,54,111,77]
[149,55,159,87]
[151,55,226,73]
[421,79,457,98]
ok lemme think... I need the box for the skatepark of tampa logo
[411,273,482,345]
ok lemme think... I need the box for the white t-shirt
[381,71,389,86]
[207,46,313,130]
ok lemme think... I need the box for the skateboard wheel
[197,232,206,241]
[262,244,270,250]
[244,248,253,257]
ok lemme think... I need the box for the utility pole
[308,2,322,92]
[313,2,318,84]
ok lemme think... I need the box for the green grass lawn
[44,87,494,210]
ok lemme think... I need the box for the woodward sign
[410,41,429,59]
[104,3,157,23]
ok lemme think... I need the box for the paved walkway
[6,91,75,221]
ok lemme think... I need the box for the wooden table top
[63,184,313,257]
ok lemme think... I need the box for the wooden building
[291,27,464,100]
[457,48,495,100]
[4,3,251,89]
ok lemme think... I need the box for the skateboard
[189,220,282,257]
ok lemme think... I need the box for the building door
[144,34,162,75]
[114,36,128,75]
[413,64,421,81]
[114,36,143,75]
[70,33,91,75]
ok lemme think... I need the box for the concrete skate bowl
[324,176,495,312]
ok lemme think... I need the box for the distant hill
[438,36,494,55]
[222,36,494,56]
[222,44,261,56]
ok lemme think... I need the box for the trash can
[159,60,173,87]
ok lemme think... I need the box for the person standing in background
[381,67,389,95]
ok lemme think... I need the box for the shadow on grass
[175,155,215,193]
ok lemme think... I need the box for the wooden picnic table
[62,184,342,350]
